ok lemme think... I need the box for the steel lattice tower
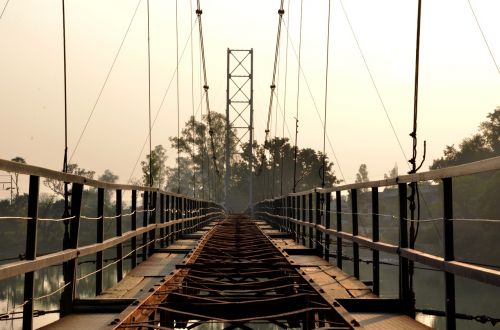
[225,49,254,212]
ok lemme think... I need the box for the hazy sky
[0,0,499,196]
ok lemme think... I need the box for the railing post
[351,188,360,278]
[142,191,148,261]
[116,189,123,282]
[372,187,380,295]
[325,192,331,261]
[188,198,192,233]
[398,183,410,302]
[175,196,180,241]
[443,177,456,330]
[160,194,165,248]
[308,193,313,248]
[182,197,186,236]
[61,182,83,316]
[281,198,285,231]
[295,196,299,243]
[291,195,296,241]
[96,188,104,295]
[301,195,306,246]
[336,191,342,269]
[148,191,157,256]
[286,196,293,235]
[315,191,323,257]
[22,175,39,330]
[167,195,172,245]
[131,190,137,268]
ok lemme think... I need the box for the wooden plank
[127,253,184,277]
[322,283,352,299]
[287,255,331,266]
[351,313,431,330]
[39,313,117,330]
[98,276,144,298]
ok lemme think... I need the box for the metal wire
[69,0,143,162]
[0,0,10,20]
[282,20,346,182]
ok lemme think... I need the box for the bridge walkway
[40,224,216,330]
[258,220,428,330]
[41,217,429,329]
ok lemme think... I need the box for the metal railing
[0,158,225,329]
[254,156,500,330]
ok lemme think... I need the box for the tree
[141,145,167,188]
[99,169,118,183]
[384,163,398,179]
[43,163,95,197]
[10,157,26,199]
[431,107,499,169]
[479,106,500,152]
[164,114,338,209]
[355,164,369,183]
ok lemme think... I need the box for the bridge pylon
[225,48,254,213]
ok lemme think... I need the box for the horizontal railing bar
[321,156,500,192]
[0,212,223,281]
[257,211,500,287]
[260,156,500,200]
[0,159,202,199]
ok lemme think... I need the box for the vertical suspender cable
[408,0,424,305]
[199,41,205,200]
[280,0,291,196]
[190,0,196,198]
[272,62,281,197]
[147,0,153,187]
[322,0,332,188]
[410,0,422,176]
[62,0,68,180]
[292,0,304,193]
[61,0,70,248]
[176,0,181,193]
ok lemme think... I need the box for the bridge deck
[41,218,429,330]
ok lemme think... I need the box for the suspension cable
[196,0,220,178]
[256,0,285,178]
[263,0,285,152]
[292,0,304,194]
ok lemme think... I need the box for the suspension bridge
[1,0,499,329]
